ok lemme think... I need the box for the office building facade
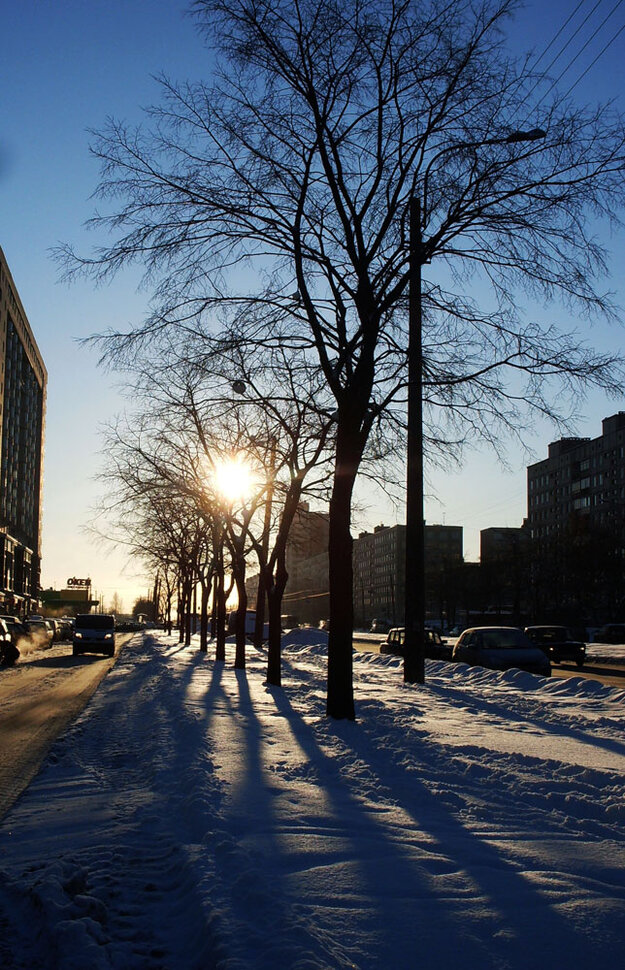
[0,248,47,614]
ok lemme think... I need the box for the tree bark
[234,552,247,669]
[265,552,288,687]
[326,426,363,720]
[184,577,193,646]
[215,550,226,662]
[200,578,210,652]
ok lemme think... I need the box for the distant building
[41,578,99,615]
[353,524,404,627]
[244,503,330,626]
[352,523,463,628]
[0,249,47,615]
[478,526,528,622]
[282,503,329,624]
[480,527,525,563]
[526,413,625,623]
[527,413,625,540]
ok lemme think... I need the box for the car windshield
[75,614,115,630]
[481,629,527,649]
[528,627,567,642]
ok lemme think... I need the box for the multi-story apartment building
[352,523,463,627]
[0,248,47,615]
[353,524,405,627]
[527,413,625,622]
[280,502,330,625]
[527,413,625,540]
[478,526,529,621]
[480,527,526,563]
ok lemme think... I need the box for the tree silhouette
[61,0,625,717]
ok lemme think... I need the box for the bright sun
[214,456,256,503]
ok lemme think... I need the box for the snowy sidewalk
[1,630,624,969]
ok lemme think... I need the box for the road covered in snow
[0,629,624,969]
[0,636,131,820]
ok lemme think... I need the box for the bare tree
[108,591,124,616]
[111,326,337,682]
[61,0,625,718]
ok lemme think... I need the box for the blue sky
[2,1,625,612]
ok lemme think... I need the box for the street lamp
[403,127,546,684]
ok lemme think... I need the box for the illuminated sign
[67,577,91,588]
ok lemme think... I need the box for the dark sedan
[452,626,551,677]
[593,623,625,644]
[524,626,585,667]
[380,627,452,661]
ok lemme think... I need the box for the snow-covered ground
[1,629,624,969]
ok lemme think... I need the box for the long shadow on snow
[271,653,601,968]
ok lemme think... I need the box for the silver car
[452,626,551,677]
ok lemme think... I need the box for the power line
[534,0,625,109]
[537,0,606,80]
[521,0,602,108]
[532,0,588,71]
[561,18,625,99]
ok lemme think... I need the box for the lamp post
[403,195,426,683]
[403,127,546,685]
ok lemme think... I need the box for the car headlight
[104,633,113,639]
[75,632,82,639]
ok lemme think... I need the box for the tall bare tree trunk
[184,576,192,646]
[266,551,288,686]
[233,545,247,669]
[215,549,226,662]
[326,425,363,720]
[200,579,210,652]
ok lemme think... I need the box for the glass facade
[0,248,46,610]
[1,317,44,548]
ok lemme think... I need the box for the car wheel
[576,659,584,668]
[72,646,80,657]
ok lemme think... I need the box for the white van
[73,613,116,657]
[227,610,269,640]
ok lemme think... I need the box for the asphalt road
[0,634,134,821]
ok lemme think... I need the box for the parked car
[45,618,62,642]
[73,613,116,657]
[115,619,142,632]
[27,617,54,645]
[593,623,625,644]
[380,627,452,661]
[524,625,585,667]
[0,615,29,648]
[57,617,75,640]
[370,618,392,634]
[0,617,19,665]
[452,626,551,677]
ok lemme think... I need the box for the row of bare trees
[95,332,338,685]
[63,0,625,717]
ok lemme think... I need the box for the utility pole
[404,196,425,684]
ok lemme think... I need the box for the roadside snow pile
[281,626,329,650]
[586,642,625,661]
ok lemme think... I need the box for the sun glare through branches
[213,456,258,504]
